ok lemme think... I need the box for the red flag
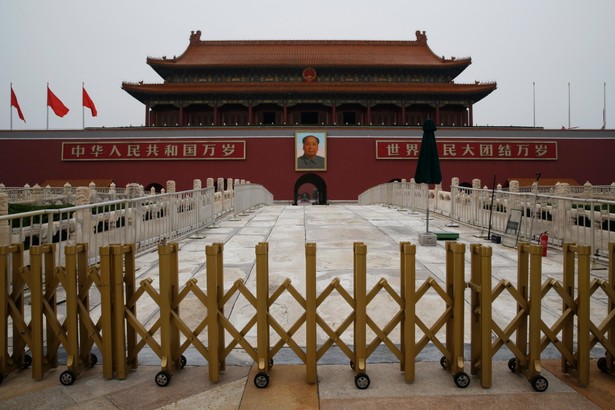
[82,86,97,117]
[47,86,69,117]
[10,86,26,122]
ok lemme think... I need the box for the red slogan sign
[62,140,246,161]
[376,140,557,160]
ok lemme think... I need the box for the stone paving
[115,204,611,363]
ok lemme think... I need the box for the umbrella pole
[425,184,429,234]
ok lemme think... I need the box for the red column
[435,102,440,125]
[179,104,184,126]
[367,100,371,125]
[332,102,336,125]
[283,100,288,125]
[145,102,150,126]
[213,103,218,126]
[468,104,473,127]
[401,100,406,125]
[248,101,253,125]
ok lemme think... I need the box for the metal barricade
[4,239,613,392]
[0,244,28,382]
[469,241,549,391]
[400,241,469,387]
[556,242,615,384]
[593,242,615,375]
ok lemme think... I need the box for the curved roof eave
[121,81,497,102]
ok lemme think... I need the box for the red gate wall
[1,127,613,201]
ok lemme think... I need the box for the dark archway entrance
[293,173,327,205]
[145,182,164,193]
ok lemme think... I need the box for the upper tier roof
[147,30,471,73]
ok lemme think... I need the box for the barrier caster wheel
[254,372,269,389]
[355,372,370,390]
[89,353,98,367]
[24,354,32,369]
[597,357,608,373]
[508,358,517,373]
[530,375,548,392]
[59,370,77,386]
[180,355,187,369]
[350,360,355,371]
[440,356,447,369]
[453,372,470,388]
[155,370,171,387]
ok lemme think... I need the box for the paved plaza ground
[1,204,613,409]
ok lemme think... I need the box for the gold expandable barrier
[56,243,100,385]
[0,244,27,382]
[557,242,615,385]
[469,242,550,392]
[0,243,101,386]
[2,240,614,392]
[100,244,137,381]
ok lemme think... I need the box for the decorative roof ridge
[454,80,498,85]
[186,29,431,46]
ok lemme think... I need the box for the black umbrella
[414,118,442,234]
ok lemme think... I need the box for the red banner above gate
[62,140,246,161]
[376,140,557,160]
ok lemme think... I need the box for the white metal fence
[0,183,273,266]
[0,184,130,206]
[359,180,615,258]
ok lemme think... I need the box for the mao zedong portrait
[297,134,326,170]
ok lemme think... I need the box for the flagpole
[82,82,85,129]
[10,83,13,130]
[604,82,607,130]
[568,82,571,129]
[532,81,535,127]
[46,82,49,130]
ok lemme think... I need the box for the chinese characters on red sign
[62,140,246,161]
[376,140,557,160]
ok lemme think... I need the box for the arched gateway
[293,173,327,205]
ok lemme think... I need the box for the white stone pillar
[32,183,42,206]
[166,180,176,194]
[509,180,519,193]
[44,185,52,204]
[74,186,91,244]
[23,184,31,202]
[89,181,97,203]
[450,177,460,219]
[126,183,141,199]
[472,178,481,224]
[0,193,9,246]
[583,181,592,198]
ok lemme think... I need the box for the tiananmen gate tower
[1,30,613,202]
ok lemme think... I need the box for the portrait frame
[295,130,327,171]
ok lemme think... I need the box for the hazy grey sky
[2,0,614,130]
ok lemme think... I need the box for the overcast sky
[2,0,614,130]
